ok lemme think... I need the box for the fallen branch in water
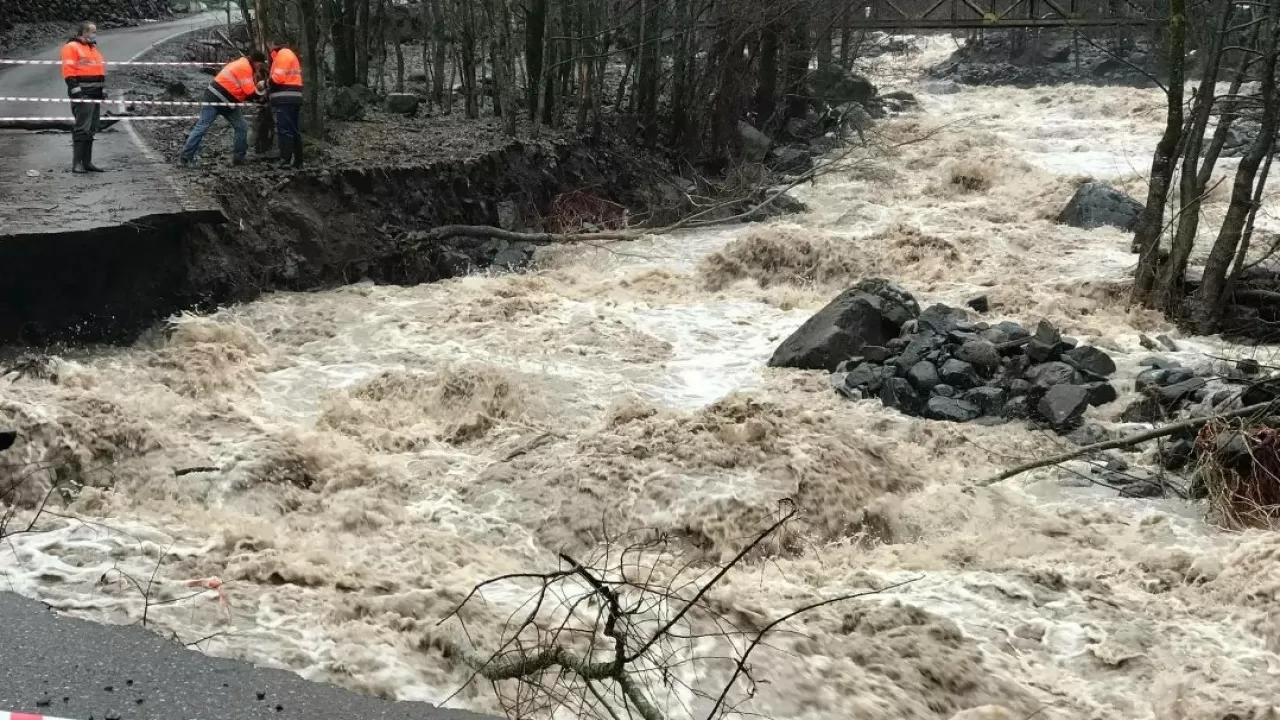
[402,125,954,249]
[403,168,819,246]
[173,465,220,477]
[976,400,1280,487]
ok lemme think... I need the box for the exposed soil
[5,28,809,347]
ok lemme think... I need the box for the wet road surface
[0,592,494,720]
[0,14,223,237]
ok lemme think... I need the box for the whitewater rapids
[3,37,1280,720]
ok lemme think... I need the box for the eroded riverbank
[3,38,1280,720]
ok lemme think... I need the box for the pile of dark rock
[768,279,1120,433]
[738,65,920,175]
[926,33,1160,88]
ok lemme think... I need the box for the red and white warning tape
[0,96,250,108]
[0,58,227,67]
[0,115,199,121]
[1,712,75,720]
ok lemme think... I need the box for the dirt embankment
[181,136,677,307]
[0,134,689,346]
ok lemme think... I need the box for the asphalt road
[0,592,495,720]
[0,14,223,238]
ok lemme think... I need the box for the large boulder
[768,279,920,371]
[1038,384,1090,430]
[738,121,772,163]
[327,86,366,121]
[812,64,877,107]
[384,93,421,116]
[1057,182,1144,232]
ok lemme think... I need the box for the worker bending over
[268,42,304,168]
[61,22,105,173]
[178,51,267,167]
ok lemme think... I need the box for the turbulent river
[4,38,1280,720]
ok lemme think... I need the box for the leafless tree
[432,506,913,720]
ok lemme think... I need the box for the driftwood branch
[403,172,814,247]
[402,126,952,250]
[976,400,1280,486]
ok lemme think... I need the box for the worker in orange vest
[178,51,267,167]
[268,42,304,168]
[61,22,106,173]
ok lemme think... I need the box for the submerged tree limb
[976,400,1280,487]
[401,126,953,249]
[402,170,816,246]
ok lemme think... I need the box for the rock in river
[768,279,920,371]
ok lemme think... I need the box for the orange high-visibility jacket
[209,56,259,104]
[61,39,106,99]
[268,47,303,105]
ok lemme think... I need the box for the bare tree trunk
[782,9,812,123]
[541,2,559,126]
[489,0,518,133]
[355,0,371,86]
[754,22,781,129]
[526,0,547,120]
[839,12,853,67]
[1155,3,1234,312]
[636,0,662,144]
[329,0,358,86]
[816,19,833,72]
[669,0,696,152]
[253,0,273,154]
[373,0,388,95]
[301,0,325,135]
[1132,0,1187,305]
[593,20,608,133]
[395,35,405,93]
[1196,12,1280,331]
[1217,152,1276,320]
[460,0,479,118]
[430,0,446,106]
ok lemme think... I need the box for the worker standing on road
[268,42,304,168]
[61,22,105,174]
[178,51,267,167]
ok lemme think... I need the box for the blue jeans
[272,103,303,163]
[180,105,247,162]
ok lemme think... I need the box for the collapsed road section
[0,135,675,345]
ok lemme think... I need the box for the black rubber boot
[82,139,104,172]
[291,135,303,168]
[71,140,87,173]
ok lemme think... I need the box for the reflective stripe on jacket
[61,39,105,99]
[209,56,259,104]
[268,48,304,104]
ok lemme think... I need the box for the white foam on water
[3,33,1280,720]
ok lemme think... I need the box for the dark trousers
[273,103,303,164]
[71,101,101,143]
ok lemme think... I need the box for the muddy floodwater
[4,38,1280,720]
